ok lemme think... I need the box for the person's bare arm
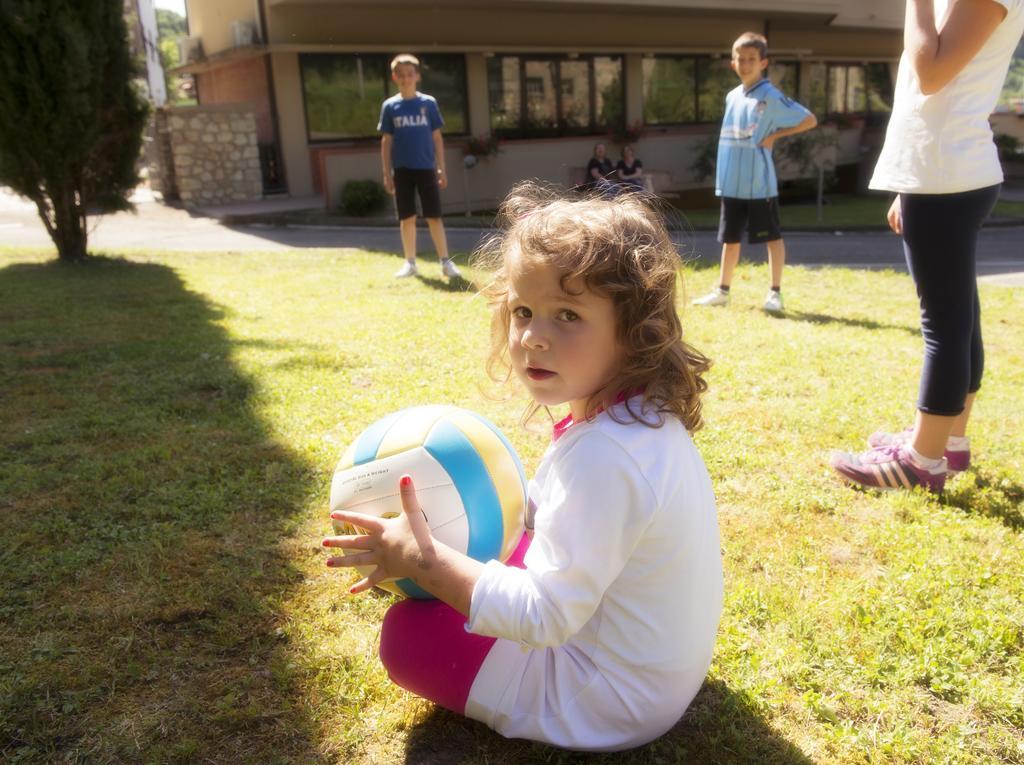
[887,195,903,235]
[759,114,818,149]
[381,134,394,194]
[905,0,1007,96]
[432,129,448,190]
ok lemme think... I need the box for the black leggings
[900,185,1000,416]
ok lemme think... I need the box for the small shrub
[994,133,1022,162]
[339,180,389,216]
[689,133,718,182]
[777,127,840,178]
[607,120,645,147]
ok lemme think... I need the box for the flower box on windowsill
[462,135,502,160]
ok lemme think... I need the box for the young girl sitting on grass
[323,183,723,752]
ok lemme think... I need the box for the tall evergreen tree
[0,1,150,261]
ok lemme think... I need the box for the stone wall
[149,104,263,207]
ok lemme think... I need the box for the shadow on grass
[0,256,325,762]
[416,272,475,294]
[776,309,919,336]
[401,679,811,765]
[944,467,1024,531]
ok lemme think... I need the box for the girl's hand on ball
[323,474,437,594]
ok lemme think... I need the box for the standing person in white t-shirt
[832,0,1024,492]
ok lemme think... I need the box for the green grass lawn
[2,246,1022,764]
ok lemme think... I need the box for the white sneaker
[395,260,418,278]
[763,289,784,313]
[441,258,462,279]
[693,288,730,307]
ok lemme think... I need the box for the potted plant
[462,134,502,161]
[608,120,645,147]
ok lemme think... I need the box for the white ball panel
[329,447,469,553]
[430,511,469,554]
[330,446,450,512]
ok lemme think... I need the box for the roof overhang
[266,0,841,14]
[261,0,902,29]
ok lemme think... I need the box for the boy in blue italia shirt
[379,54,460,279]
[693,32,816,312]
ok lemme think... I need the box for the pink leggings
[379,533,530,713]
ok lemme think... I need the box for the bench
[567,166,673,195]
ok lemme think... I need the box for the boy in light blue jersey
[693,32,817,312]
[379,54,460,280]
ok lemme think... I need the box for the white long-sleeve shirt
[465,401,723,751]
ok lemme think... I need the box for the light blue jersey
[715,79,812,200]
[378,92,444,170]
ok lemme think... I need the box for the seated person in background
[585,143,615,192]
[615,145,645,190]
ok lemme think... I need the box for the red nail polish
[400,475,411,487]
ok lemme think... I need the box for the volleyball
[330,405,527,598]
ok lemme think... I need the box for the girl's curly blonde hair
[473,182,711,432]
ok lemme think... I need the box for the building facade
[174,0,903,211]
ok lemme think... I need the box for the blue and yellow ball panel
[423,419,504,564]
[331,405,528,600]
[442,409,527,561]
[350,408,411,467]
[465,409,529,492]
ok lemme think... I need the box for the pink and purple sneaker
[867,428,970,473]
[831,445,948,493]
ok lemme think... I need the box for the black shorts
[393,167,442,220]
[717,197,782,244]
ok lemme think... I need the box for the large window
[864,63,894,114]
[642,57,695,124]
[421,56,468,134]
[299,53,467,141]
[697,57,735,124]
[770,60,800,100]
[642,55,735,125]
[806,62,828,118]
[487,55,623,137]
[829,64,867,113]
[825,63,893,116]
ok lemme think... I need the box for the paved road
[248,224,1024,280]
[3,188,1022,283]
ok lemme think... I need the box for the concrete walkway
[2,187,1022,285]
[194,194,324,220]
